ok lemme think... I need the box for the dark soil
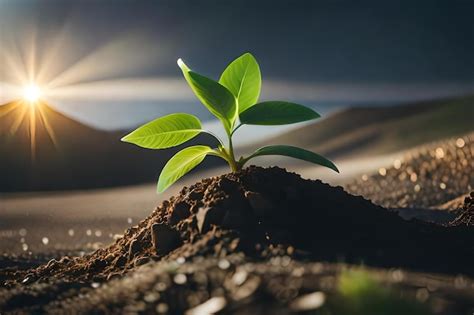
[346,133,473,209]
[4,255,473,315]
[8,166,473,286]
[450,192,474,226]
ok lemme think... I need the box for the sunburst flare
[23,84,42,103]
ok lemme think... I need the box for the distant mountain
[238,95,474,160]
[2,96,472,192]
[0,101,219,192]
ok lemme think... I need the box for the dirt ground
[0,151,399,255]
[1,133,473,314]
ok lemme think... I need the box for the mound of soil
[15,167,474,284]
[450,192,474,226]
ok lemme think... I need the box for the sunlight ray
[36,23,73,84]
[46,33,163,89]
[46,78,190,102]
[29,102,37,161]
[11,39,30,85]
[9,101,28,136]
[0,101,20,119]
[1,50,28,84]
[26,28,38,83]
[0,82,23,103]
[37,103,60,150]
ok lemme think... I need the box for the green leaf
[240,101,320,125]
[246,145,339,173]
[178,58,237,133]
[121,113,202,149]
[157,145,213,193]
[219,52,261,113]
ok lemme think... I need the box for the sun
[23,84,42,103]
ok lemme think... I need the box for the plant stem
[212,145,238,172]
[226,134,239,172]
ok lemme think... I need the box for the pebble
[217,259,230,270]
[289,291,326,311]
[174,273,187,285]
[156,303,169,313]
[232,270,248,286]
[151,223,181,255]
[185,296,226,315]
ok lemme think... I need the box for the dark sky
[2,0,473,83]
[0,0,473,136]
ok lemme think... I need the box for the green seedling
[122,53,338,193]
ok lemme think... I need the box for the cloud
[261,80,474,103]
[43,78,474,104]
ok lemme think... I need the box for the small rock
[196,206,226,233]
[169,201,191,226]
[185,296,227,315]
[59,256,71,264]
[151,223,182,255]
[128,239,142,260]
[174,273,187,284]
[233,275,261,300]
[45,258,58,269]
[104,253,116,262]
[289,291,326,311]
[22,273,36,284]
[232,270,248,286]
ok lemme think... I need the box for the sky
[0,0,473,143]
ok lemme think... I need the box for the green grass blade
[246,145,339,172]
[219,52,261,114]
[121,113,202,149]
[240,101,320,125]
[157,145,213,193]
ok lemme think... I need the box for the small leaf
[219,52,261,113]
[178,58,237,133]
[157,145,213,193]
[246,145,339,173]
[240,101,320,125]
[121,113,202,149]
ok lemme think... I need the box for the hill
[239,95,474,160]
[2,95,472,192]
[0,101,219,192]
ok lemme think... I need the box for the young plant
[122,53,339,193]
